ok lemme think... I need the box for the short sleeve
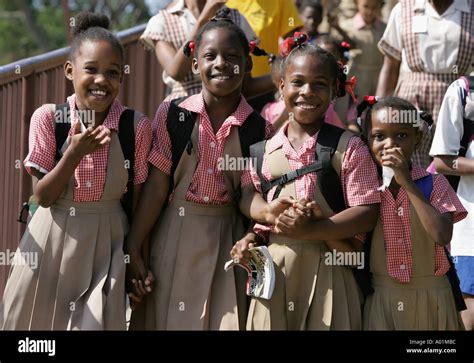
[280,0,304,36]
[24,105,57,175]
[429,80,466,157]
[139,12,169,51]
[148,102,173,175]
[378,3,403,61]
[430,174,468,223]
[341,137,381,207]
[133,116,152,185]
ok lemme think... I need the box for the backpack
[364,174,466,311]
[250,123,375,296]
[18,102,141,225]
[165,100,267,202]
[445,76,474,191]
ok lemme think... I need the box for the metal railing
[0,23,166,295]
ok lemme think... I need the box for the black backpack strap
[54,102,70,161]
[316,123,346,213]
[118,109,136,224]
[238,111,267,158]
[444,249,467,311]
[166,101,198,196]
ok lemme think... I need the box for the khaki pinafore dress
[247,131,364,330]
[1,124,131,330]
[130,123,247,330]
[363,186,465,330]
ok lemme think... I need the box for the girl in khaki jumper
[358,96,466,330]
[232,34,381,330]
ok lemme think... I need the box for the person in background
[140,0,271,102]
[429,77,474,330]
[314,35,357,131]
[226,0,304,111]
[376,0,473,169]
[298,0,324,43]
[260,55,286,129]
[331,0,386,100]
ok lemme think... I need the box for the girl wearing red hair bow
[231,32,381,330]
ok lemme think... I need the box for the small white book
[224,246,275,300]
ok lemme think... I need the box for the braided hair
[280,32,347,98]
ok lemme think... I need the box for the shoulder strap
[53,102,70,161]
[414,173,433,201]
[166,101,198,196]
[316,123,346,213]
[118,108,137,224]
[238,111,267,158]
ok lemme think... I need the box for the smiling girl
[125,12,272,330]
[1,12,152,330]
[232,35,381,330]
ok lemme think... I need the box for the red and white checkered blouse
[379,165,467,283]
[24,94,152,202]
[242,122,381,240]
[148,92,273,204]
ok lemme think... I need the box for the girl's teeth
[91,90,106,96]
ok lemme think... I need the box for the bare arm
[376,55,401,96]
[434,155,474,176]
[404,180,453,246]
[290,204,380,241]
[125,166,170,255]
[239,185,293,223]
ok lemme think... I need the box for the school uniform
[379,0,474,169]
[140,0,257,102]
[430,79,474,296]
[0,95,152,330]
[363,166,467,330]
[339,13,386,99]
[244,123,381,330]
[129,92,272,330]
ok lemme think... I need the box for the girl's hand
[381,147,412,187]
[68,121,111,158]
[292,198,324,220]
[274,206,312,239]
[230,232,262,265]
[263,196,294,224]
[128,270,154,310]
[126,248,153,298]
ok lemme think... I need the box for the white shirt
[430,78,474,256]
[380,0,472,73]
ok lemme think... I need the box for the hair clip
[364,95,378,105]
[249,41,257,53]
[340,41,351,49]
[183,41,195,57]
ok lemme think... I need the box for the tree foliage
[0,0,151,66]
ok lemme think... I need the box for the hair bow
[249,40,257,53]
[345,76,357,103]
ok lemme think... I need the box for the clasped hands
[266,196,324,239]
